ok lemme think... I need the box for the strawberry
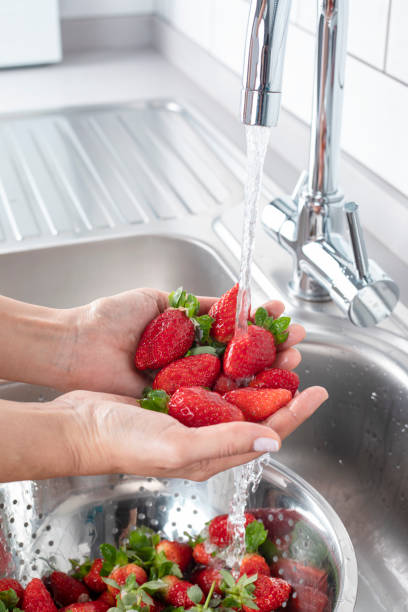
[271,558,328,594]
[192,542,211,566]
[0,577,24,606]
[49,571,90,606]
[208,513,255,548]
[223,307,291,380]
[223,326,276,380]
[22,578,58,612]
[242,575,291,612]
[156,539,192,572]
[168,387,245,427]
[208,283,238,343]
[107,563,147,597]
[240,553,270,577]
[59,602,110,612]
[162,577,204,608]
[193,567,223,595]
[153,354,221,395]
[250,367,299,396]
[97,589,116,606]
[224,388,292,422]
[213,373,239,395]
[83,558,106,593]
[286,584,330,612]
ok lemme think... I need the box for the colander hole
[32,534,36,539]
[7,533,12,539]
[22,575,27,581]
[282,551,288,558]
[32,565,37,571]
[174,493,179,498]
[187,524,192,529]
[288,519,294,526]
[276,538,281,545]
[163,480,169,485]
[176,507,181,512]
[272,555,278,562]
[35,549,40,554]
[278,513,283,520]
[48,541,54,546]
[146,501,153,507]
[19,542,23,548]
[292,592,297,599]
[193,510,198,514]
[183,481,189,486]
[10,518,14,523]
[278,569,284,575]
[0,503,4,509]
[138,513,146,520]
[24,522,28,528]
[39,514,43,519]
[139,487,145,492]
[172,522,176,527]
[46,525,51,531]
[191,495,196,500]
[12,499,18,505]
[19,559,24,565]
[147,478,153,482]
[151,519,159,527]
[26,505,32,510]
[268,514,273,521]
[112,527,119,534]
[284,535,290,542]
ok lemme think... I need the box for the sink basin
[0,232,407,611]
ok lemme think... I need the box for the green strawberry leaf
[187,585,204,605]
[220,569,236,589]
[169,287,200,317]
[183,530,204,547]
[254,308,291,345]
[0,589,18,609]
[185,345,218,357]
[184,294,200,318]
[169,287,186,308]
[102,577,120,589]
[100,543,128,575]
[140,389,170,414]
[69,557,92,580]
[245,520,267,553]
[192,315,214,344]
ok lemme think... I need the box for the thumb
[181,422,281,463]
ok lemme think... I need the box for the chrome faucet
[241,0,399,327]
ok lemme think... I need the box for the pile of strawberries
[0,510,332,611]
[135,285,299,425]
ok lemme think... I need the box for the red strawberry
[98,590,116,606]
[192,542,211,566]
[213,373,239,394]
[240,553,270,577]
[22,578,58,612]
[0,578,24,605]
[251,508,302,539]
[193,567,223,595]
[286,584,330,612]
[208,513,255,548]
[224,388,292,422]
[60,602,110,612]
[168,387,244,427]
[223,325,276,380]
[107,563,147,597]
[83,558,106,594]
[156,539,192,571]
[250,368,299,396]
[208,284,238,343]
[162,577,204,608]
[49,571,90,606]
[153,354,221,395]
[242,575,291,612]
[271,559,328,594]
[135,309,195,370]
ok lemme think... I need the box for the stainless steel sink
[1,231,407,611]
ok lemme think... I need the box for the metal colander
[0,460,357,610]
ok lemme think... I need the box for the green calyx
[105,573,167,611]
[245,521,267,553]
[140,388,170,414]
[0,588,20,611]
[169,287,216,346]
[219,570,258,611]
[254,307,291,345]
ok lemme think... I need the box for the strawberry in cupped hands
[135,287,214,370]
[141,386,244,427]
[213,373,239,395]
[224,388,292,422]
[250,367,300,397]
[208,283,239,343]
[152,353,221,395]
[223,307,290,380]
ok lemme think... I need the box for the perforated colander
[0,459,357,610]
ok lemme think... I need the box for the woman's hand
[64,288,306,397]
[55,385,328,482]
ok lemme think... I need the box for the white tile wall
[155,0,408,198]
[59,0,154,19]
[387,0,408,83]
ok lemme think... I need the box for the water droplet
[370,391,378,402]
[338,459,343,465]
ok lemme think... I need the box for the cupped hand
[65,288,306,397]
[57,385,328,482]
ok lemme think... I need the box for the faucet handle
[344,201,369,281]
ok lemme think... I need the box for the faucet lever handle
[344,201,369,280]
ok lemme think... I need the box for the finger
[176,421,282,465]
[264,386,328,440]
[273,347,302,370]
[197,296,218,314]
[252,300,285,320]
[277,324,305,351]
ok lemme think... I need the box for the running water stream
[226,125,271,572]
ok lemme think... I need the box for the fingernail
[253,438,280,452]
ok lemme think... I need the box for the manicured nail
[253,438,280,452]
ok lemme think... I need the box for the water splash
[227,125,271,569]
[235,125,271,336]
